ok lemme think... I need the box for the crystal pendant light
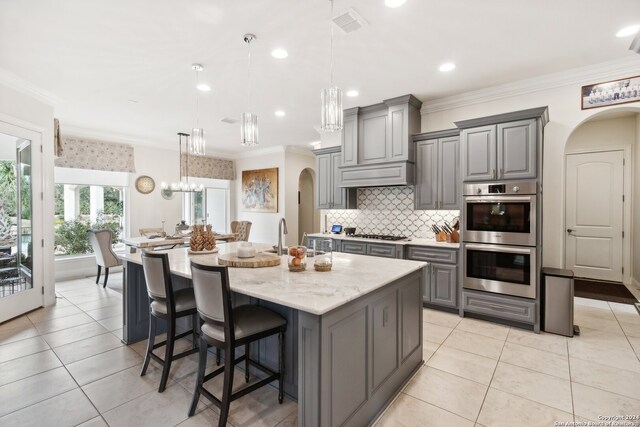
[241,34,258,147]
[320,0,343,132]
[191,64,206,156]
[160,133,204,195]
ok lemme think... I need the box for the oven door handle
[464,196,533,203]
[464,243,534,254]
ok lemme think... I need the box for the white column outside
[89,186,104,223]
[63,185,79,221]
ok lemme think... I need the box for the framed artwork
[241,168,278,213]
[581,75,640,110]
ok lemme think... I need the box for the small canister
[314,239,333,272]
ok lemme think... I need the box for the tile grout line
[473,326,509,425]
[608,302,640,364]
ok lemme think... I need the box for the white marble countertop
[120,242,426,316]
[307,233,460,249]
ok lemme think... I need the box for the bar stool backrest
[190,262,234,338]
[141,252,172,302]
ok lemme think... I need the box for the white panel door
[565,151,623,282]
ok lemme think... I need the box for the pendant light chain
[241,34,258,147]
[330,0,334,86]
[195,69,200,129]
[247,38,252,111]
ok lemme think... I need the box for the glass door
[0,129,42,322]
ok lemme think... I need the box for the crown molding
[0,67,64,106]
[284,145,315,157]
[421,56,640,114]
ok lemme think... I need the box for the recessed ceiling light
[196,84,211,92]
[271,49,288,59]
[439,62,456,72]
[385,0,407,8]
[616,24,640,37]
[275,110,286,117]
[127,99,138,104]
[309,141,321,146]
[346,90,359,97]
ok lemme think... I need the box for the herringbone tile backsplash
[324,186,460,239]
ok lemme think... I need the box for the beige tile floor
[1,276,640,426]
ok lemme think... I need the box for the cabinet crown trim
[454,106,549,130]
[413,129,460,142]
[313,146,342,156]
[384,94,423,109]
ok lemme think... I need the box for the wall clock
[135,175,155,194]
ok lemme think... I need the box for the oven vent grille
[332,8,367,34]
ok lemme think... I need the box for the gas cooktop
[348,234,408,241]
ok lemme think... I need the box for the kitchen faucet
[277,218,288,255]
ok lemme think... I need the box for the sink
[264,246,288,254]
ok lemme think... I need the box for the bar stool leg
[140,314,157,376]
[189,336,208,417]
[191,313,199,350]
[159,316,176,392]
[278,329,284,404]
[219,346,235,427]
[245,343,250,382]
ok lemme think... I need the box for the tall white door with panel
[565,151,624,282]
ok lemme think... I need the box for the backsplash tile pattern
[325,186,459,239]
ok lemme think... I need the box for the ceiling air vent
[220,117,238,124]
[332,8,367,34]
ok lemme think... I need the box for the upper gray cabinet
[338,95,422,188]
[314,146,357,210]
[456,107,548,182]
[413,129,460,210]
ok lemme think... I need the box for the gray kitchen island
[120,242,425,427]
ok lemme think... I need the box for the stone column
[63,185,79,221]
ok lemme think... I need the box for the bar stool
[188,262,287,426]
[140,252,199,392]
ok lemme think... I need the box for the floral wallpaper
[325,186,460,239]
[181,154,235,181]
[55,137,136,173]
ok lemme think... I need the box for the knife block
[435,231,448,242]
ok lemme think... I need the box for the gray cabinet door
[414,140,438,210]
[331,152,346,209]
[359,108,388,164]
[430,263,457,308]
[462,125,496,182]
[439,136,460,210]
[497,119,537,180]
[316,153,332,209]
[342,113,358,167]
[371,290,398,390]
[388,104,408,161]
[421,265,431,303]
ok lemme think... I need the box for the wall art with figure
[241,168,278,213]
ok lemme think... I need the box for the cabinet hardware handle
[383,307,388,326]
[488,304,506,311]
[492,169,496,179]
[499,168,503,178]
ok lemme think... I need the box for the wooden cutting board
[218,252,281,268]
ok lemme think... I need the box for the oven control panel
[464,180,537,196]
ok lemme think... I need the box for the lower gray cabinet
[430,263,457,308]
[341,241,366,255]
[406,246,459,309]
[372,290,398,390]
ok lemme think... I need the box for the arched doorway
[563,107,639,299]
[298,168,318,245]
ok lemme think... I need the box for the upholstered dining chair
[188,262,287,426]
[87,229,122,288]
[230,221,252,241]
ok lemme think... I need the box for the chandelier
[161,132,204,197]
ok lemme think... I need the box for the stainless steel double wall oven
[462,181,538,299]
